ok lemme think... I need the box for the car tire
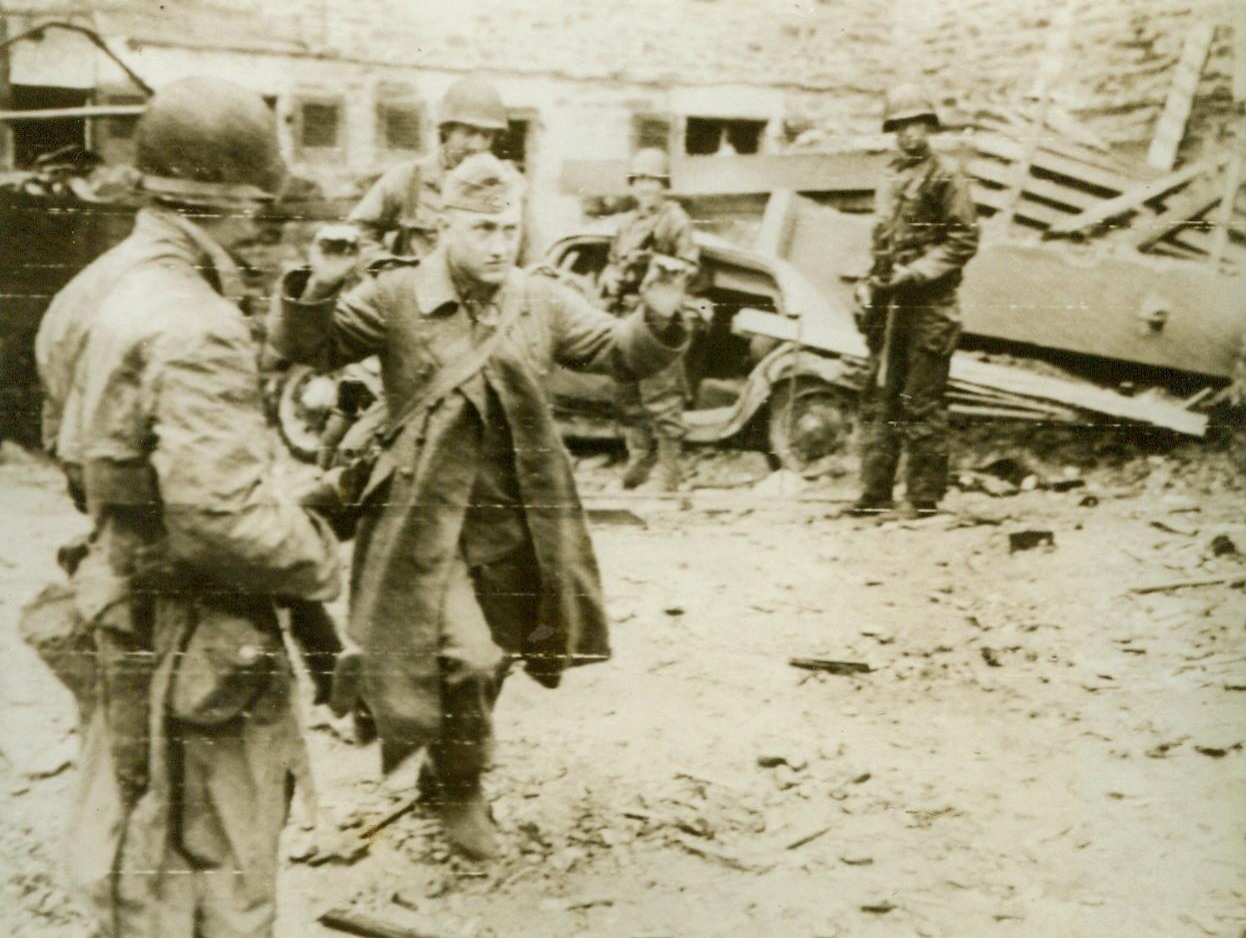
[276,365,333,463]
[767,378,854,474]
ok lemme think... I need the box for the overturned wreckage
[543,228,1207,475]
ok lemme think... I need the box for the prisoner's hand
[639,262,692,324]
[305,224,361,298]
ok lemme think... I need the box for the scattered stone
[860,901,896,915]
[840,854,874,866]
[1210,534,1238,557]
[980,647,1003,668]
[663,606,685,617]
[1194,743,1242,758]
[1008,530,1055,553]
[1079,495,1100,507]
[1051,478,1086,492]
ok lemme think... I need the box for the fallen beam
[733,308,1209,437]
[1147,23,1216,171]
[1130,575,1246,595]
[1130,172,1227,250]
[1046,158,1226,238]
[320,908,448,938]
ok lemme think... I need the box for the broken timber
[1147,23,1216,172]
[733,307,1208,437]
[1046,157,1229,238]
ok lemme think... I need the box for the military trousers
[616,359,688,444]
[858,299,961,505]
[430,543,541,787]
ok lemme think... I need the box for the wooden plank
[1131,171,1226,249]
[560,152,888,198]
[1235,0,1246,103]
[967,158,1104,211]
[755,188,798,256]
[731,307,1207,437]
[0,104,146,122]
[971,183,1072,229]
[974,132,1137,195]
[1147,22,1216,170]
[1047,158,1224,237]
[1208,151,1244,266]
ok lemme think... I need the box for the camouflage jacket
[871,149,979,296]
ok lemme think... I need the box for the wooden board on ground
[732,306,1208,437]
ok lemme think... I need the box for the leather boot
[621,427,657,489]
[435,781,499,861]
[655,436,683,492]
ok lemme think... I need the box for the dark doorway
[10,85,90,167]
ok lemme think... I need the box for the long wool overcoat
[271,246,686,770]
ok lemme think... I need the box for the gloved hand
[851,282,874,333]
[885,263,922,290]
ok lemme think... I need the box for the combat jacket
[871,149,979,303]
[34,207,341,937]
[604,198,700,305]
[348,152,447,261]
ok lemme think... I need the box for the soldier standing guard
[599,147,700,491]
[270,153,692,861]
[349,74,509,263]
[33,77,343,938]
[851,84,980,518]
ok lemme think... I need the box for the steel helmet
[628,147,671,183]
[136,76,285,205]
[882,83,940,133]
[438,75,508,132]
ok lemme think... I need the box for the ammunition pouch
[170,598,282,726]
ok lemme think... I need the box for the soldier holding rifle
[851,83,980,518]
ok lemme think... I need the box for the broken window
[9,85,88,167]
[377,101,422,153]
[684,117,765,156]
[633,114,673,153]
[297,99,342,153]
[493,115,533,173]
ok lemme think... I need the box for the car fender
[685,343,856,443]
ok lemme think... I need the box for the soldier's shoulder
[364,254,422,280]
[522,264,586,307]
[930,150,968,180]
[660,198,692,223]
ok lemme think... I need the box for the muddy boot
[621,427,657,490]
[896,500,938,520]
[416,758,442,804]
[844,493,895,517]
[655,437,683,492]
[436,782,499,861]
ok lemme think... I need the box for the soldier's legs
[639,362,688,491]
[857,321,910,504]
[432,547,541,859]
[166,712,294,938]
[617,379,657,488]
[901,312,959,507]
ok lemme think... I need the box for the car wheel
[276,365,335,463]
[767,378,853,474]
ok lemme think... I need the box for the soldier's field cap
[442,153,525,214]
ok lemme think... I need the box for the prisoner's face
[442,204,522,285]
[442,124,499,169]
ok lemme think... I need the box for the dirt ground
[1,432,1243,938]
